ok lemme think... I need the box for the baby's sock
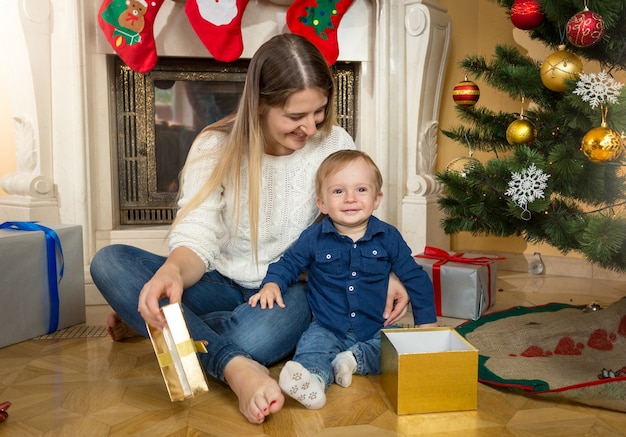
[331,350,357,387]
[279,360,326,409]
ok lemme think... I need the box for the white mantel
[0,0,451,302]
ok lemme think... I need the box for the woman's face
[260,87,328,156]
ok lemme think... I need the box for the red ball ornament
[452,79,480,108]
[566,7,605,48]
[510,0,544,30]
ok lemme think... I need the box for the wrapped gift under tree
[415,246,503,320]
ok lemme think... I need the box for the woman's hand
[137,264,184,329]
[383,272,410,326]
[248,283,285,309]
[137,247,205,329]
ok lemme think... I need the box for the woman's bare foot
[106,312,141,341]
[224,356,285,424]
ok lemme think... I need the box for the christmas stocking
[185,0,250,63]
[287,0,355,65]
[98,0,165,73]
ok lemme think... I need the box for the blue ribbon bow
[0,221,64,333]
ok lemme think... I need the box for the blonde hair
[315,150,383,197]
[172,34,337,259]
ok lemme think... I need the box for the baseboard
[84,268,107,305]
[466,250,626,282]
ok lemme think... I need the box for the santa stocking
[287,0,354,65]
[185,0,249,63]
[98,0,165,73]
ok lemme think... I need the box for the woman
[90,34,409,424]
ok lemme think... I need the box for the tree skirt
[456,297,626,412]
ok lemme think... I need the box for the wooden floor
[1,271,625,436]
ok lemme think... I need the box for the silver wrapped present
[0,222,85,347]
[415,246,502,320]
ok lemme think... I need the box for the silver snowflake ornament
[505,164,550,220]
[573,71,624,109]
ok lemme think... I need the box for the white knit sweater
[169,125,356,289]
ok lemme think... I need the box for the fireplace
[113,57,357,225]
[0,0,452,304]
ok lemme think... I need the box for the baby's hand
[248,283,285,309]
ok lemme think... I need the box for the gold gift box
[147,303,209,402]
[380,327,478,414]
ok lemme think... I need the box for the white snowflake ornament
[573,71,624,109]
[505,164,550,220]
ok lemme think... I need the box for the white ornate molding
[407,120,443,196]
[403,0,450,198]
[402,0,451,252]
[0,0,59,222]
[1,116,54,198]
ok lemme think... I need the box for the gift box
[380,327,478,414]
[0,222,86,348]
[147,303,209,402]
[415,246,502,320]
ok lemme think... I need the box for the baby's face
[316,158,382,232]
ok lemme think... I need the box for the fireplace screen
[114,57,357,225]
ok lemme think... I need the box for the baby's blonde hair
[315,150,383,197]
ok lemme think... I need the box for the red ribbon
[415,246,505,317]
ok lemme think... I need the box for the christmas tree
[438,0,626,271]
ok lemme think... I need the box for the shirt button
[351,271,357,277]
[350,312,356,318]
[372,250,378,255]
[353,243,357,249]
[348,286,354,292]
[326,253,332,260]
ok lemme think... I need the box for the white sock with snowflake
[279,360,326,409]
[331,351,357,387]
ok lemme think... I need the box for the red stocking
[185,0,250,63]
[287,0,355,65]
[98,0,165,73]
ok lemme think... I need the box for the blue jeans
[292,320,383,390]
[90,244,312,383]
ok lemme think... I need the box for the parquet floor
[1,271,625,436]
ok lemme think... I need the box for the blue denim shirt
[262,216,436,341]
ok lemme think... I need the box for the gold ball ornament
[540,45,583,92]
[581,125,623,163]
[506,118,537,145]
[446,156,481,177]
